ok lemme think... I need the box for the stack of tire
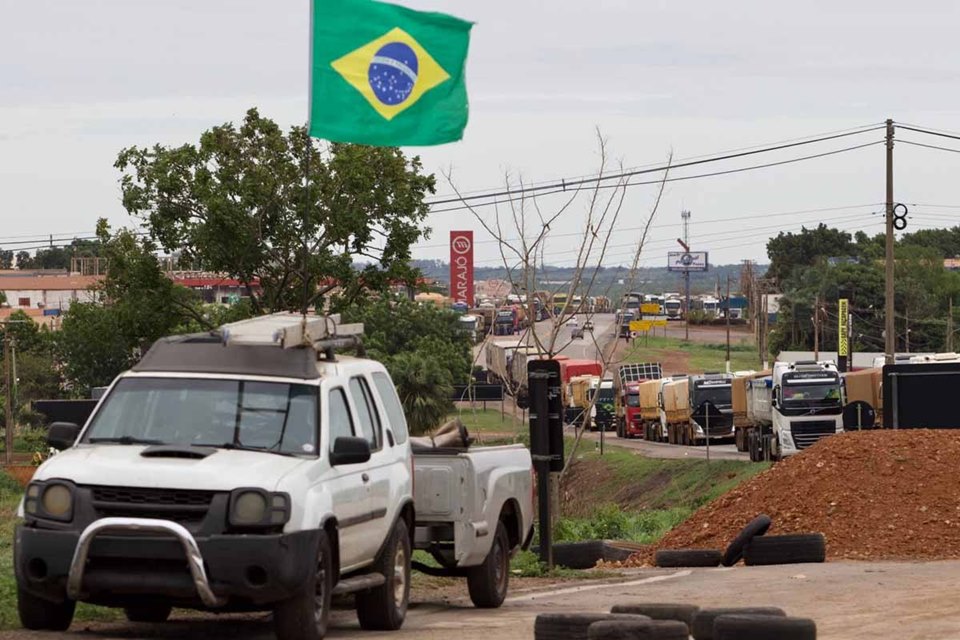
[653,514,826,568]
[535,603,817,639]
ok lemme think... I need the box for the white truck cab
[16,314,533,639]
[769,360,844,458]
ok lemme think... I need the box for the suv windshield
[83,377,318,456]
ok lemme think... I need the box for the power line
[426,126,886,207]
[428,140,883,214]
[442,122,886,199]
[897,125,960,143]
[899,139,960,154]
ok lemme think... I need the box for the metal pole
[813,294,819,361]
[704,407,710,463]
[4,333,11,465]
[884,118,896,364]
[725,275,731,373]
[948,299,955,353]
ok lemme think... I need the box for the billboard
[667,251,709,272]
[449,230,474,307]
[838,298,849,357]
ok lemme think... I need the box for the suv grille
[790,420,838,450]
[90,486,216,525]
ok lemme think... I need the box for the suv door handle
[362,473,370,483]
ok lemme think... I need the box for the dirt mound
[615,430,960,565]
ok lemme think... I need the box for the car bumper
[15,519,319,608]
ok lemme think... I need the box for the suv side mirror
[330,436,371,466]
[47,422,81,450]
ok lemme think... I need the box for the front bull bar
[66,517,226,607]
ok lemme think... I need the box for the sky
[4,0,960,271]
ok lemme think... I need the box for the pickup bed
[413,444,533,601]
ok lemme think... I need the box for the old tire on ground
[356,519,411,631]
[714,614,816,640]
[534,613,651,640]
[653,549,722,568]
[691,607,786,640]
[467,521,510,608]
[720,513,772,567]
[551,540,607,570]
[610,603,699,627]
[588,619,689,640]
[274,530,333,640]
[743,533,826,566]
[124,603,172,623]
[17,588,76,631]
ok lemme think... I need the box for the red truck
[560,358,602,383]
[614,363,663,438]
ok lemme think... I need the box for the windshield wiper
[88,436,165,445]
[191,442,296,457]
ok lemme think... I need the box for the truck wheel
[467,521,510,608]
[743,534,826,566]
[124,603,172,623]
[274,530,333,640]
[356,519,411,630]
[17,587,75,631]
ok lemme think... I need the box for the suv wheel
[17,587,76,631]
[274,530,333,640]
[467,521,510,608]
[356,519,411,630]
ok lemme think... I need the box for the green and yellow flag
[309,0,472,146]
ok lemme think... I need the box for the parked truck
[842,367,882,428]
[732,370,765,451]
[881,352,960,429]
[565,374,600,427]
[613,363,663,439]
[743,361,844,462]
[17,314,533,639]
[656,374,735,445]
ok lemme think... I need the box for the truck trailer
[613,363,663,439]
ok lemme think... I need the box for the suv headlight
[228,488,290,528]
[24,481,75,522]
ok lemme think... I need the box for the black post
[530,371,553,568]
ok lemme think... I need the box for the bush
[553,504,689,544]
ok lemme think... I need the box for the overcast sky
[4,0,960,270]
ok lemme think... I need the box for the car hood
[33,445,311,492]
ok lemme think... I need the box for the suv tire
[356,518,411,630]
[274,530,333,640]
[467,521,510,608]
[17,587,76,631]
[124,603,172,623]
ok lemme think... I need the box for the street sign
[838,298,849,356]
[667,251,709,272]
[652,319,668,327]
[629,320,653,332]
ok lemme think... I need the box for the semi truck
[743,361,844,462]
[565,374,600,428]
[613,363,663,439]
[664,298,683,320]
[882,352,960,429]
[657,374,735,445]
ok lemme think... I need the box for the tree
[765,224,854,287]
[15,251,32,269]
[0,249,12,270]
[388,352,454,436]
[57,303,132,391]
[115,107,435,314]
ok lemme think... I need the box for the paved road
[573,428,749,461]
[475,313,618,364]
[20,560,960,639]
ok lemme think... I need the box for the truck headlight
[229,489,290,528]
[25,481,74,522]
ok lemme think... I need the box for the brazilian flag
[310,0,473,146]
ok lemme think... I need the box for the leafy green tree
[57,303,132,390]
[0,249,12,269]
[115,107,435,314]
[388,352,454,435]
[765,224,854,287]
[15,251,32,269]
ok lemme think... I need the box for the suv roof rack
[218,312,364,359]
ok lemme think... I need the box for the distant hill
[412,260,767,297]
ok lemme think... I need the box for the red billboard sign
[449,230,474,307]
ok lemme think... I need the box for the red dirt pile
[619,430,960,565]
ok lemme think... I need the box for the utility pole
[813,294,820,361]
[948,299,955,353]
[884,118,896,364]
[762,294,770,369]
[3,333,12,465]
[682,210,691,342]
[725,275,731,373]
[905,308,910,353]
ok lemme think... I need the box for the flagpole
[301,0,315,319]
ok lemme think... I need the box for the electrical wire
[899,139,960,154]
[426,127,886,206]
[897,125,960,143]
[428,141,884,214]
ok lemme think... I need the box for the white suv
[17,319,415,640]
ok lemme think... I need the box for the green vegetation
[0,473,120,630]
[447,408,523,435]
[623,335,759,374]
[559,439,768,544]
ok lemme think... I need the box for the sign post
[838,298,849,372]
[449,231,474,308]
[528,360,563,569]
[692,400,724,464]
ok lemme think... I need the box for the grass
[0,473,121,630]
[447,408,525,436]
[624,335,760,374]
[558,438,768,545]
